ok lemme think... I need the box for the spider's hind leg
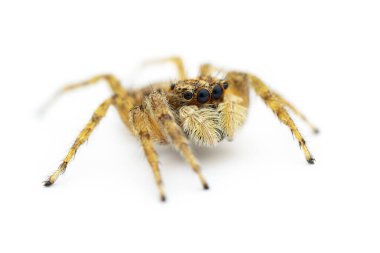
[44,97,115,186]
[142,56,187,80]
[40,74,126,114]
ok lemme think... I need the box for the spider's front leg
[225,71,316,164]
[144,91,209,190]
[129,106,166,201]
[202,62,317,164]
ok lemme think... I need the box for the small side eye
[223,82,229,89]
[212,84,223,99]
[197,89,210,103]
[170,83,175,90]
[183,91,193,100]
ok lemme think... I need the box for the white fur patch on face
[218,94,248,141]
[178,105,223,147]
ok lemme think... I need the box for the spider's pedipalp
[179,105,223,147]
[218,94,248,141]
[206,71,250,141]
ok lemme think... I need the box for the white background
[0,1,379,252]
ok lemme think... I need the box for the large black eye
[183,91,193,100]
[212,85,223,99]
[197,89,210,103]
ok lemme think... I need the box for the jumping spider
[44,57,318,201]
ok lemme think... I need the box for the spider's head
[168,78,229,109]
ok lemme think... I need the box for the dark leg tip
[160,195,166,202]
[307,157,316,165]
[313,129,320,135]
[43,180,53,187]
[203,183,210,190]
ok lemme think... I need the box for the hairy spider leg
[199,63,214,77]
[143,91,209,190]
[199,63,227,78]
[142,56,187,80]
[43,87,169,201]
[44,97,115,186]
[60,74,126,95]
[200,63,318,134]
[270,91,319,134]
[200,63,316,163]
[39,74,126,114]
[245,72,316,164]
[129,105,166,201]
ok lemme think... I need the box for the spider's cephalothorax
[167,77,228,108]
[165,77,240,146]
[43,57,318,201]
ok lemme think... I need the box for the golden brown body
[43,57,318,201]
